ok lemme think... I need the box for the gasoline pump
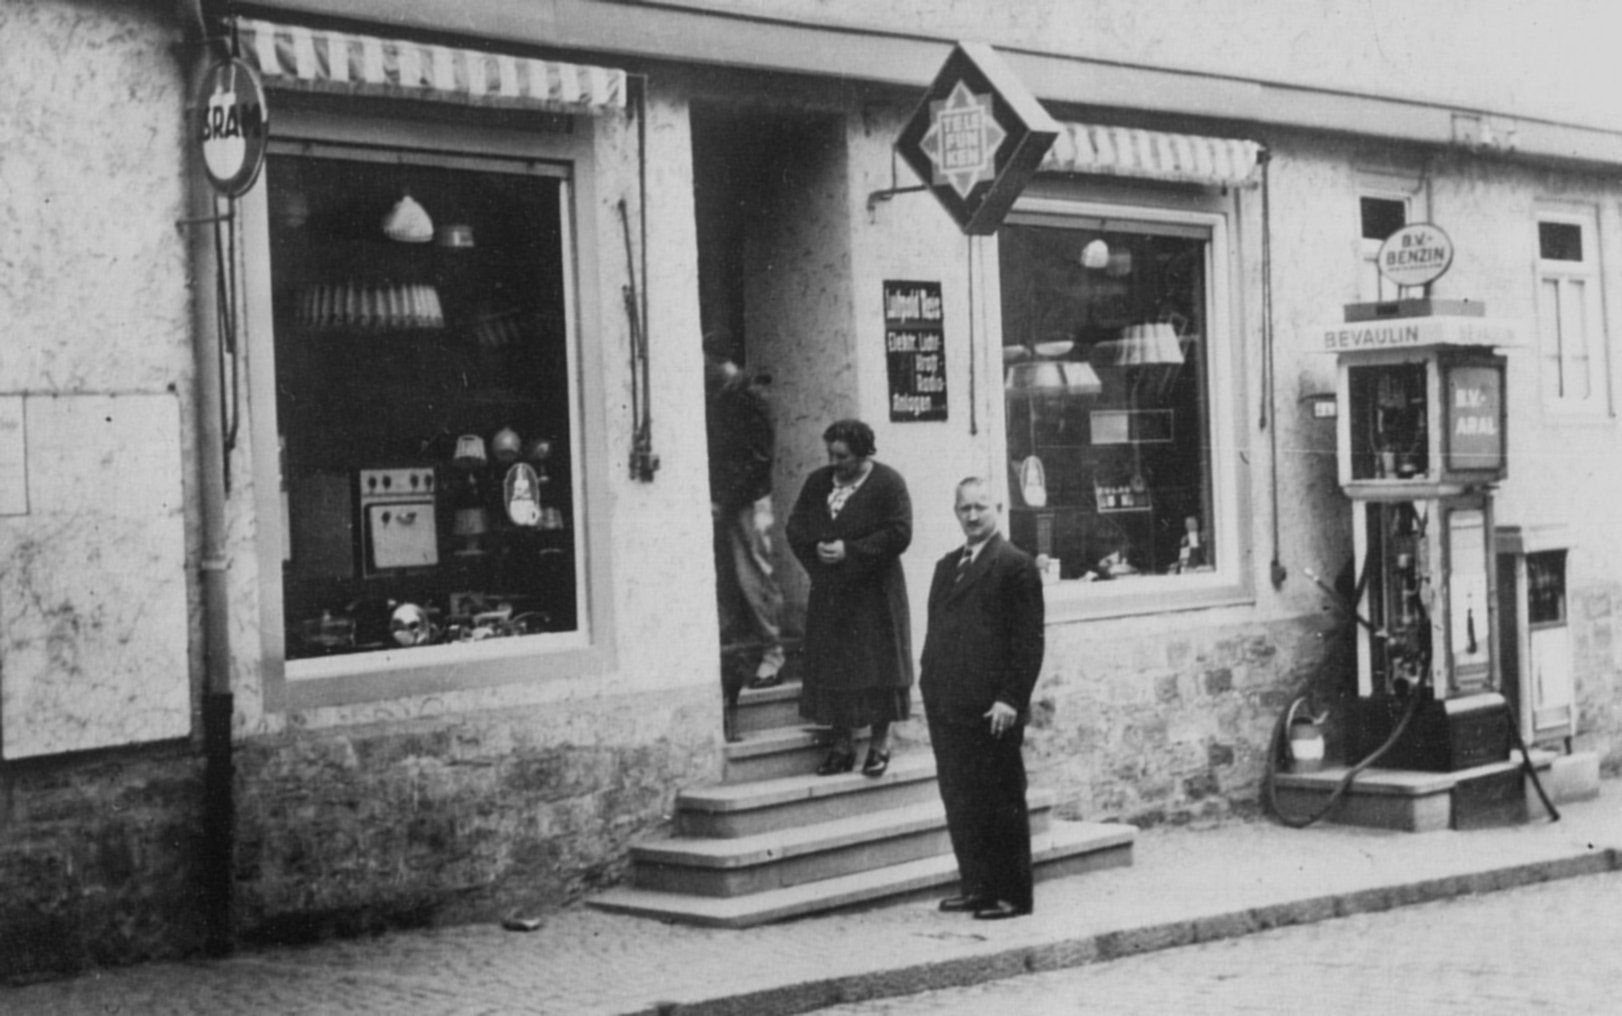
[1334,303,1511,770]
[1270,297,1556,827]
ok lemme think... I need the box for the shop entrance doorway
[691,103,849,734]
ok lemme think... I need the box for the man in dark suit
[920,476,1045,920]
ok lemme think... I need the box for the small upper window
[1356,185,1416,303]
[1361,197,1407,242]
[1539,221,1584,262]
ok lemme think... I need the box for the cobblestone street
[816,869,1622,1015]
[4,782,1620,1016]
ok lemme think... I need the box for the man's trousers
[927,712,1033,912]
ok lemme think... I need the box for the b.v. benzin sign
[896,42,1058,235]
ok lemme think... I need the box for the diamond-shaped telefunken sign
[896,42,1059,235]
[919,82,1007,201]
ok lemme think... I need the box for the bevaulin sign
[896,42,1059,235]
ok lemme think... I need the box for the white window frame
[1535,205,1609,416]
[1357,172,1426,303]
[996,194,1251,623]
[241,98,616,712]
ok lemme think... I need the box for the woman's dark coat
[786,461,914,727]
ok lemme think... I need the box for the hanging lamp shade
[382,194,434,243]
[1080,237,1110,269]
[1061,360,1103,395]
[1005,360,1066,392]
[1090,323,1185,368]
[1005,360,1102,395]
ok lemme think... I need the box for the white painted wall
[0,1,195,757]
[625,0,1622,132]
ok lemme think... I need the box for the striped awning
[236,19,628,116]
[1039,122,1263,189]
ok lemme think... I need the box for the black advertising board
[884,281,947,422]
[894,42,1059,235]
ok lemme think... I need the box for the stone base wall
[234,686,718,945]
[1023,611,1356,828]
[0,743,208,982]
[0,684,718,981]
[1572,583,1622,772]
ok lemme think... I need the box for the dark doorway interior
[690,102,837,734]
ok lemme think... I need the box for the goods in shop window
[470,306,524,348]
[295,283,444,331]
[491,427,522,463]
[452,433,487,468]
[271,151,581,659]
[389,601,435,645]
[381,193,434,243]
[436,222,475,249]
[504,462,543,527]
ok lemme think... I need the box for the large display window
[265,148,581,662]
[998,199,1242,603]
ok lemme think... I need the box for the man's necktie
[955,548,973,582]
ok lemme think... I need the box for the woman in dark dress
[786,419,913,777]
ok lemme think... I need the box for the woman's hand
[816,539,847,564]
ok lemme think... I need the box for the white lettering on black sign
[883,280,948,422]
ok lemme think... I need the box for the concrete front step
[733,678,804,735]
[722,725,871,784]
[589,818,1135,928]
[677,751,941,838]
[1273,749,1602,832]
[631,792,1058,897]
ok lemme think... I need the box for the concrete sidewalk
[6,779,1620,1016]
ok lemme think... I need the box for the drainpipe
[175,0,235,957]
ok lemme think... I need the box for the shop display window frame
[997,191,1252,622]
[241,99,615,711]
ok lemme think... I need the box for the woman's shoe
[817,747,856,776]
[861,747,891,777]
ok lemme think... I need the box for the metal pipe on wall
[176,0,236,957]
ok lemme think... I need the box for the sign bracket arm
[867,147,929,214]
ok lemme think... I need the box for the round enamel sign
[1376,223,1454,289]
[195,57,268,197]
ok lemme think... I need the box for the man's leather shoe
[937,894,990,913]
[971,900,1031,921]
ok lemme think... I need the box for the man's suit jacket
[919,532,1045,726]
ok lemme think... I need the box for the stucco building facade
[5,0,1622,977]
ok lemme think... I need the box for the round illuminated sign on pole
[1377,223,1454,290]
[195,56,268,198]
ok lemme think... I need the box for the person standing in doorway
[921,476,1045,920]
[786,419,913,777]
[706,352,787,715]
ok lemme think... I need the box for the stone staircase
[588,677,1135,927]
